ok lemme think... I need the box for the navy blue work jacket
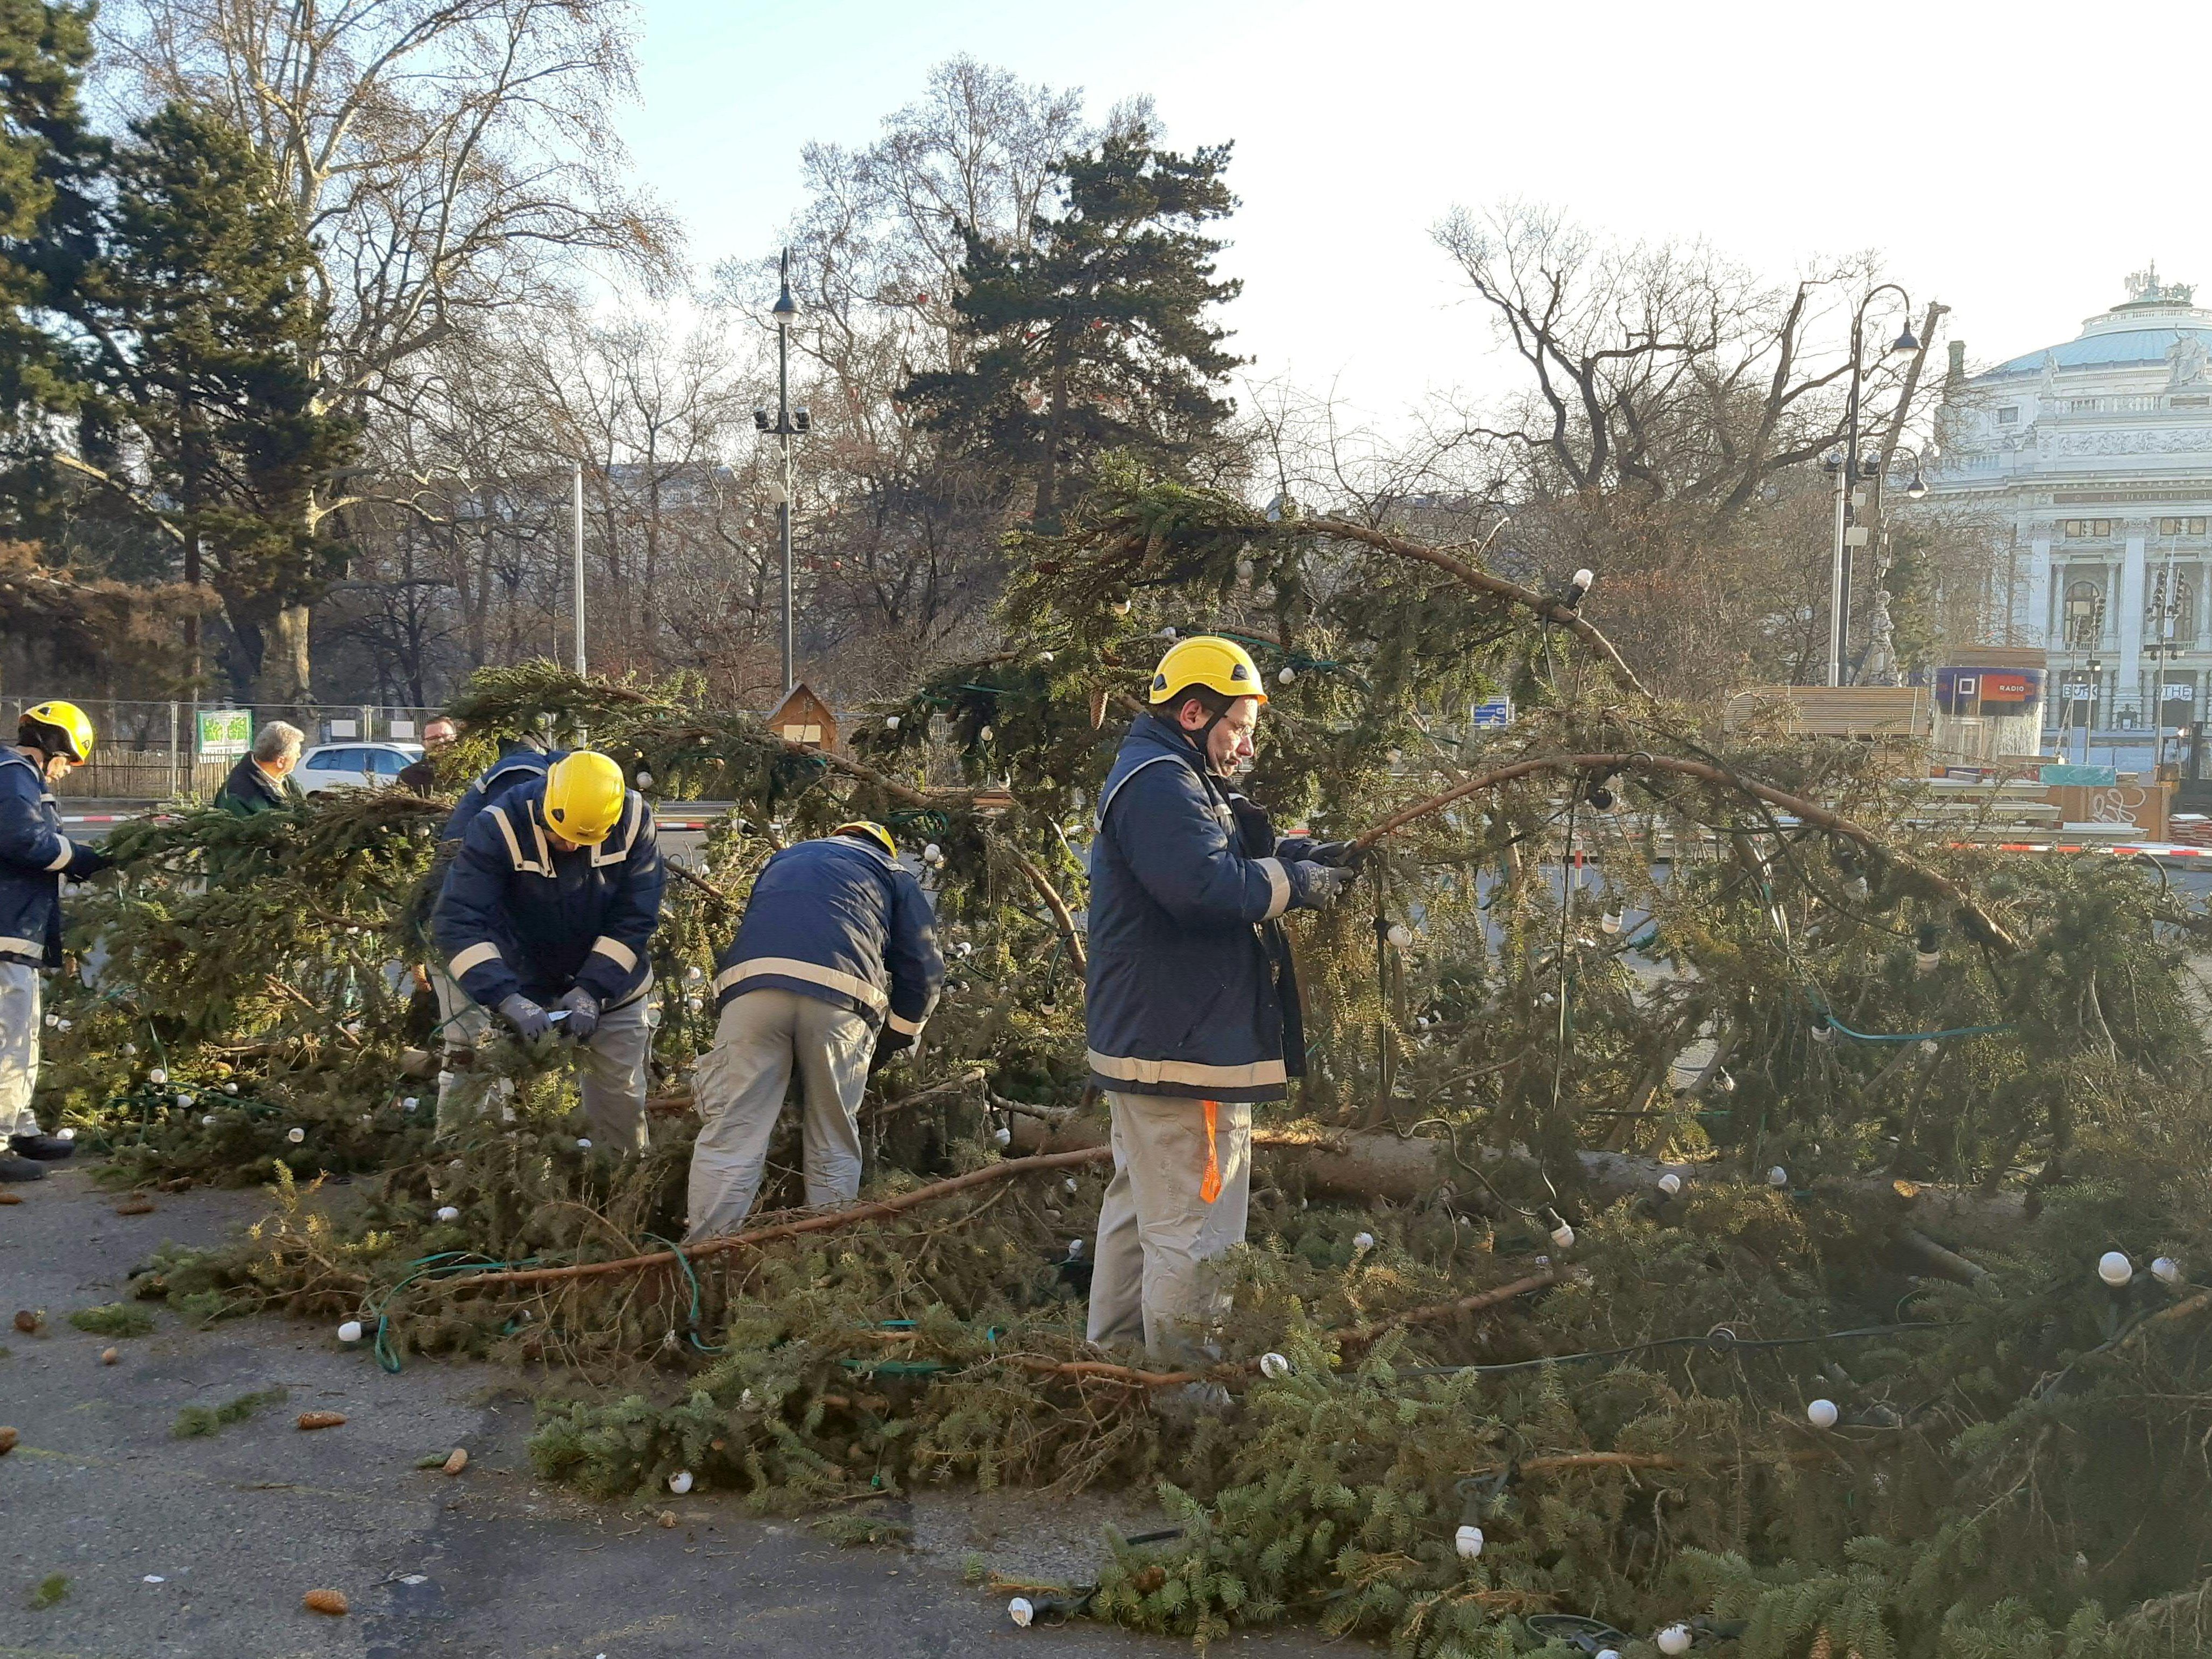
[714,834,943,1038]
[438,745,559,848]
[0,749,108,969]
[433,775,663,1009]
[1083,712,1322,1103]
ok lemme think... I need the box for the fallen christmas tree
[41,460,2212,1656]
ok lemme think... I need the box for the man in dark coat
[1083,637,1361,1366]
[214,721,305,816]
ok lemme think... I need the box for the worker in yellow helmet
[1,703,110,1180]
[1083,637,1364,1369]
[431,750,665,1148]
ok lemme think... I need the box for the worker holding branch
[1084,637,1363,1368]
[686,821,942,1240]
[433,750,664,1151]
[0,702,111,1182]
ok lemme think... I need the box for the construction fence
[5,699,443,802]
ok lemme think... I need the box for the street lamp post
[755,249,812,699]
[1826,286,1923,687]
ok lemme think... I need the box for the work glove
[1304,841,1370,869]
[869,1030,914,1073]
[1294,863,1358,912]
[556,986,600,1040]
[497,993,552,1042]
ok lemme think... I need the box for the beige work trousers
[685,989,874,1243]
[1085,1090,1252,1366]
[436,977,654,1154]
[0,961,40,1138]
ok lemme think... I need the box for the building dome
[1987,266,2212,377]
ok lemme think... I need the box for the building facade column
[2118,524,2147,725]
[2025,531,2052,647]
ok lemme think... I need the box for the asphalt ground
[1,1164,1339,1658]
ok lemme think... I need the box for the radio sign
[1935,667,2043,716]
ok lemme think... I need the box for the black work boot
[0,1151,46,1180]
[9,1131,74,1160]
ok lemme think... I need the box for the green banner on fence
[196,708,251,759]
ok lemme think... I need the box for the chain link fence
[3,699,444,802]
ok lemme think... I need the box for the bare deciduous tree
[100,0,677,700]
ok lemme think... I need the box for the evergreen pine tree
[905,121,1242,532]
[82,103,358,695]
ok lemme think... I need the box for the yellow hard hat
[833,820,897,858]
[543,751,627,844]
[1148,636,1267,706]
[20,700,94,762]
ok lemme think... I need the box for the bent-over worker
[686,821,942,1241]
[433,750,664,1151]
[0,703,111,1181]
[1083,637,1363,1366]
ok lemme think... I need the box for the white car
[296,741,423,794]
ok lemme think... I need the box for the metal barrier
[0,699,444,800]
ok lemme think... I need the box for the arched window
[2064,579,2103,647]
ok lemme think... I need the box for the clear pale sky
[625,0,2209,419]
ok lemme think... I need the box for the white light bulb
[1386,923,1413,949]
[1598,1651,1622,1659]
[54,1017,69,1032]
[1657,1172,1682,1197]
[148,1067,167,1085]
[2153,1256,2182,1285]
[1454,1524,1484,1559]
[1008,1597,1034,1627]
[992,1126,1012,1147]
[2098,1250,2133,1287]
[287,1126,306,1144]
[577,1138,592,1150]
[1278,665,1295,685]
[201,1114,216,1127]
[1062,1176,1077,1193]
[1767,1166,1789,1188]
[1601,909,1623,934]
[56,1126,72,1139]
[883,714,900,731]
[42,1012,55,1027]
[668,1469,693,1495]
[1571,567,1594,592]
[1352,1231,1376,1251]
[223,1081,238,1095]
[1066,1238,1083,1259]
[1657,1625,1692,1655]
[124,1042,137,1055]
[337,1320,364,1344]
[923,843,942,863]
[977,726,994,742]
[175,1091,194,1108]
[1259,1352,1291,1379]
[1038,649,1054,663]
[436,1206,460,1223]
[1806,1398,1839,1429]
[1158,625,1176,639]
[1550,1223,1576,1251]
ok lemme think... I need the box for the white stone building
[1929,267,2212,743]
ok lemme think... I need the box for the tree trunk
[253,603,313,709]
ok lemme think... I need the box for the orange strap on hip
[1199,1098,1221,1204]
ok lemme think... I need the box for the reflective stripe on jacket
[713,835,942,1036]
[0,750,107,970]
[438,746,559,849]
[432,775,663,1008]
[1083,712,1316,1103]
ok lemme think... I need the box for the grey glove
[497,993,552,1042]
[1295,863,1358,911]
[557,986,600,1040]
[1305,841,1370,869]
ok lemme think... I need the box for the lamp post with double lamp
[754,247,812,698]
[1825,286,1923,687]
